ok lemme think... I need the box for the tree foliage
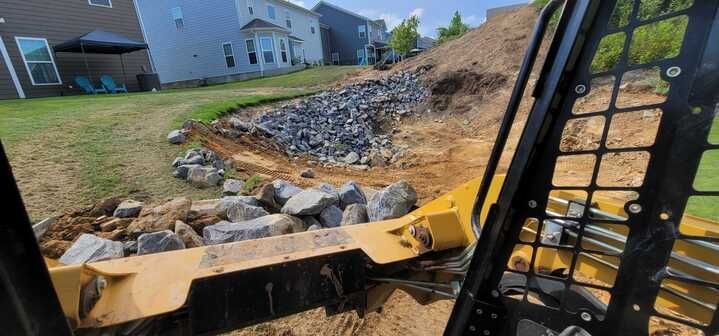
[436,11,470,45]
[389,15,420,57]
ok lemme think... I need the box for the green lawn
[0,66,359,221]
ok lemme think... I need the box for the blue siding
[313,4,368,65]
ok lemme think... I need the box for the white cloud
[464,15,486,26]
[409,8,425,18]
[286,0,306,8]
[358,9,403,29]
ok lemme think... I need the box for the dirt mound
[429,70,508,111]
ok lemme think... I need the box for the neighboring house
[312,1,389,66]
[136,0,323,86]
[0,0,152,99]
[486,3,526,19]
[415,36,435,50]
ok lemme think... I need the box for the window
[267,5,276,19]
[247,0,254,15]
[171,7,184,31]
[222,42,235,68]
[246,39,258,65]
[285,10,292,29]
[279,39,288,63]
[357,48,364,64]
[311,26,316,34]
[15,37,61,86]
[88,0,112,7]
[331,52,339,65]
[358,24,366,39]
[260,37,275,63]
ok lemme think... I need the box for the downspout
[272,31,280,69]
[255,31,264,76]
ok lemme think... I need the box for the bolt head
[629,203,642,214]
[580,311,592,322]
[575,84,587,94]
[666,66,682,78]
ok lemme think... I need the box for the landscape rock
[173,164,202,179]
[113,200,144,218]
[343,152,360,164]
[300,168,315,178]
[227,202,270,222]
[339,181,367,208]
[175,221,205,248]
[307,224,322,231]
[167,130,186,144]
[223,179,245,196]
[341,204,369,225]
[187,166,223,188]
[271,179,302,205]
[281,189,336,215]
[127,197,192,236]
[203,215,303,245]
[137,230,185,255]
[99,218,132,232]
[256,183,280,212]
[59,234,124,265]
[367,181,418,221]
[319,205,343,228]
[88,197,124,217]
[40,240,72,259]
[187,214,222,233]
[302,216,321,229]
[33,217,56,240]
[123,240,138,255]
[214,196,260,219]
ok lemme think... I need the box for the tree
[436,11,469,45]
[389,15,420,58]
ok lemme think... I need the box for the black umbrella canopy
[53,29,147,54]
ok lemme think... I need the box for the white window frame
[267,5,276,20]
[247,0,254,15]
[14,37,62,86]
[358,25,366,39]
[285,10,292,29]
[245,39,258,65]
[331,52,339,65]
[279,38,288,63]
[88,0,112,8]
[171,7,184,31]
[310,19,316,34]
[260,37,275,64]
[222,42,236,68]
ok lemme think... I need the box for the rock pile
[39,180,418,264]
[223,71,427,167]
[171,148,226,188]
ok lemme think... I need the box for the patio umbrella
[53,29,148,85]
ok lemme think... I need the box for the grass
[0,66,360,220]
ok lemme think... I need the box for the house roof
[53,29,147,54]
[240,18,289,32]
[269,0,321,17]
[311,1,372,22]
[372,19,387,30]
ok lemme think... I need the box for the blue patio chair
[74,76,107,95]
[100,75,128,93]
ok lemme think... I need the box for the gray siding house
[136,0,323,86]
[312,1,389,65]
[0,0,152,99]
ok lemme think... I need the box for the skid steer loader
[1,0,717,335]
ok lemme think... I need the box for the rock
[190,199,223,218]
[341,204,369,225]
[272,179,302,205]
[300,168,315,178]
[33,217,57,240]
[172,157,183,167]
[123,240,138,255]
[188,166,223,188]
[113,200,144,218]
[97,228,126,241]
[167,130,186,144]
[127,197,192,236]
[302,216,321,229]
[175,221,204,248]
[368,152,387,167]
[214,196,260,219]
[88,197,124,217]
[339,181,367,208]
[367,181,418,221]
[343,152,360,164]
[184,154,205,165]
[256,183,280,212]
[223,179,245,196]
[99,218,132,232]
[362,186,380,202]
[319,205,343,228]
[187,214,222,233]
[40,240,72,259]
[307,224,322,231]
[203,215,303,245]
[137,230,185,255]
[59,234,124,265]
[281,189,336,216]
[227,202,270,222]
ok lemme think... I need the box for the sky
[288,0,530,38]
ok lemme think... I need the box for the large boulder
[59,234,124,265]
[175,221,205,248]
[187,166,223,188]
[341,204,369,225]
[319,205,343,228]
[137,230,185,255]
[214,196,261,219]
[223,179,244,196]
[173,164,202,179]
[227,202,270,222]
[167,130,186,144]
[339,181,367,208]
[301,216,321,229]
[203,214,303,245]
[271,179,302,205]
[281,189,336,216]
[113,200,144,218]
[127,197,192,236]
[367,181,417,221]
[256,183,280,212]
